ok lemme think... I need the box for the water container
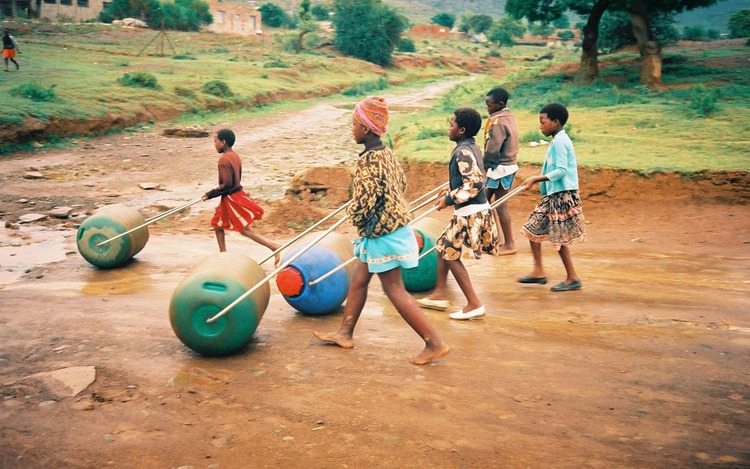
[76,204,149,269]
[276,232,353,315]
[402,217,445,292]
[169,252,270,356]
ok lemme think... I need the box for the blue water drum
[76,204,150,269]
[276,232,354,315]
[169,252,270,356]
[402,217,446,292]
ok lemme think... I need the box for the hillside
[260,0,744,31]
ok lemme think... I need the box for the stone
[49,206,74,219]
[24,366,96,399]
[18,213,47,224]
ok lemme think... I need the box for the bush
[688,85,719,117]
[174,86,197,99]
[333,0,407,67]
[9,83,57,102]
[118,72,160,89]
[398,38,416,53]
[728,9,750,38]
[201,80,233,97]
[341,77,389,96]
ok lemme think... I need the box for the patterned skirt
[354,224,419,273]
[435,209,498,261]
[520,190,586,250]
[210,191,264,231]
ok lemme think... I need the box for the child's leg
[377,268,449,365]
[524,239,545,278]
[214,228,226,252]
[445,259,483,312]
[314,260,372,348]
[557,245,581,285]
[240,226,281,264]
[488,187,516,253]
[494,191,516,254]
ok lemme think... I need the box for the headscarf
[353,96,389,136]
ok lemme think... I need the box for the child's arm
[204,159,235,200]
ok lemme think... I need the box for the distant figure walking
[2,29,20,71]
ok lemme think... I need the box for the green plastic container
[402,217,445,292]
[76,204,149,269]
[169,252,270,357]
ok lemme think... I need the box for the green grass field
[1,22,748,174]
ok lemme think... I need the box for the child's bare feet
[274,252,281,267]
[409,342,450,365]
[313,331,354,349]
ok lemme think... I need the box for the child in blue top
[518,103,586,292]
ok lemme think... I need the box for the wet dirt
[0,81,749,469]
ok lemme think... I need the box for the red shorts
[210,191,264,231]
[3,48,16,59]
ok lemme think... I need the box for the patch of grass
[201,80,233,98]
[118,72,161,90]
[342,77,390,96]
[9,83,57,102]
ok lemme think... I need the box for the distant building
[1,0,262,36]
[206,0,261,37]
[37,0,106,22]
[409,24,457,39]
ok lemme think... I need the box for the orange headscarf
[353,96,389,135]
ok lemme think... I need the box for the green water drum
[402,217,445,292]
[169,252,270,357]
[76,204,149,269]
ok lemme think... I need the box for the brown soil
[0,85,748,469]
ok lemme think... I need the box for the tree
[488,16,526,46]
[431,12,456,29]
[728,9,750,38]
[506,0,723,86]
[332,0,407,67]
[468,14,495,34]
[294,0,319,51]
[311,3,331,21]
[599,10,678,53]
[160,0,212,31]
[259,2,289,28]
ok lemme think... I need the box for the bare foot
[274,252,281,267]
[495,246,517,256]
[409,343,450,365]
[313,331,354,349]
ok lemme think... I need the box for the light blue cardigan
[539,129,579,196]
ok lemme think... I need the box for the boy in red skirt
[202,129,280,265]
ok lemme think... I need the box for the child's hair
[486,87,510,105]
[454,108,482,138]
[216,128,236,147]
[540,103,569,126]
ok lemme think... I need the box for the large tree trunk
[628,0,663,87]
[577,0,610,83]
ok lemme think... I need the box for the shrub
[174,86,197,99]
[118,72,160,89]
[398,37,416,52]
[342,77,389,96]
[201,80,233,97]
[688,85,719,117]
[10,83,57,102]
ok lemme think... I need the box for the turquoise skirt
[353,225,419,273]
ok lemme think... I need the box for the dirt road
[0,83,749,468]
